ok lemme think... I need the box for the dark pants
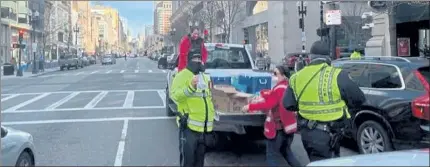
[300,128,341,161]
[179,127,206,167]
[266,131,302,167]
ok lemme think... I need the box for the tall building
[144,25,154,37]
[153,1,172,35]
[71,1,92,54]
[120,17,128,36]
[91,5,120,53]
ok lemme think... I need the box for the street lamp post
[297,1,307,53]
[73,23,80,57]
[170,28,176,52]
[30,10,40,74]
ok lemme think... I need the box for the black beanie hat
[310,41,330,56]
[276,65,291,78]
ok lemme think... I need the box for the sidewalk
[1,66,58,80]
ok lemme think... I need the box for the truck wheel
[165,88,174,116]
[67,66,70,70]
[60,66,64,71]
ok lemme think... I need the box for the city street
[1,57,357,166]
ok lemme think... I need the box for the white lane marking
[2,116,175,125]
[120,70,125,73]
[106,70,113,74]
[123,91,134,108]
[3,93,51,113]
[3,106,165,114]
[1,94,19,102]
[91,71,99,74]
[134,70,138,73]
[157,90,166,107]
[162,70,166,73]
[114,120,129,166]
[84,91,108,109]
[148,70,153,73]
[44,92,80,110]
[75,72,84,75]
[2,89,164,96]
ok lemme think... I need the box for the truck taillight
[412,70,430,121]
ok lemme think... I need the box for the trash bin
[3,63,15,76]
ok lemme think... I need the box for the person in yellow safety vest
[350,49,362,60]
[169,53,215,167]
[283,41,366,161]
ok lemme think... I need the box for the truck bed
[168,104,265,127]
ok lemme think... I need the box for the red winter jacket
[248,80,297,137]
[177,35,208,71]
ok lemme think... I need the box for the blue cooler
[238,72,272,94]
[210,72,231,85]
[231,76,247,92]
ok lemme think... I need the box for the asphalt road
[1,57,358,166]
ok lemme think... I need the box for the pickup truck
[59,54,83,70]
[165,43,267,147]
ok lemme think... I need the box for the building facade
[154,1,172,35]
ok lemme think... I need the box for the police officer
[170,53,215,167]
[350,48,362,60]
[283,41,365,160]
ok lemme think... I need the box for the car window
[368,64,402,89]
[339,63,371,87]
[205,46,252,69]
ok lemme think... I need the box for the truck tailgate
[215,110,265,126]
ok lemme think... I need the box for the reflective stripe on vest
[188,119,213,127]
[183,88,209,97]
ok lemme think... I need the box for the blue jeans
[266,131,302,167]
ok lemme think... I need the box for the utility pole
[73,22,79,57]
[328,2,338,60]
[297,1,308,53]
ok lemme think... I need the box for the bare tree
[340,2,369,47]
[198,2,217,42]
[213,0,245,43]
[42,5,69,58]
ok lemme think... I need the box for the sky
[92,1,154,38]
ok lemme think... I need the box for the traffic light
[243,28,249,44]
[18,30,24,43]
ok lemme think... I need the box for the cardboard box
[211,85,237,112]
[231,92,253,112]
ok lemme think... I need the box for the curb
[29,69,59,77]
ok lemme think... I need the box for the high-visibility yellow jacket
[170,69,215,132]
[289,63,350,122]
[350,51,361,60]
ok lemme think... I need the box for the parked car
[1,126,36,166]
[308,149,430,166]
[82,57,90,66]
[282,52,311,70]
[101,55,116,65]
[88,56,96,64]
[332,56,429,154]
[158,54,168,69]
[59,54,83,70]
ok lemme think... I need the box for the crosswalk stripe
[4,93,50,113]
[134,70,138,73]
[148,70,153,73]
[91,71,99,74]
[123,91,134,108]
[1,94,19,102]
[120,70,125,73]
[44,92,80,110]
[162,70,166,73]
[84,91,108,109]
[75,72,84,75]
[106,70,112,74]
